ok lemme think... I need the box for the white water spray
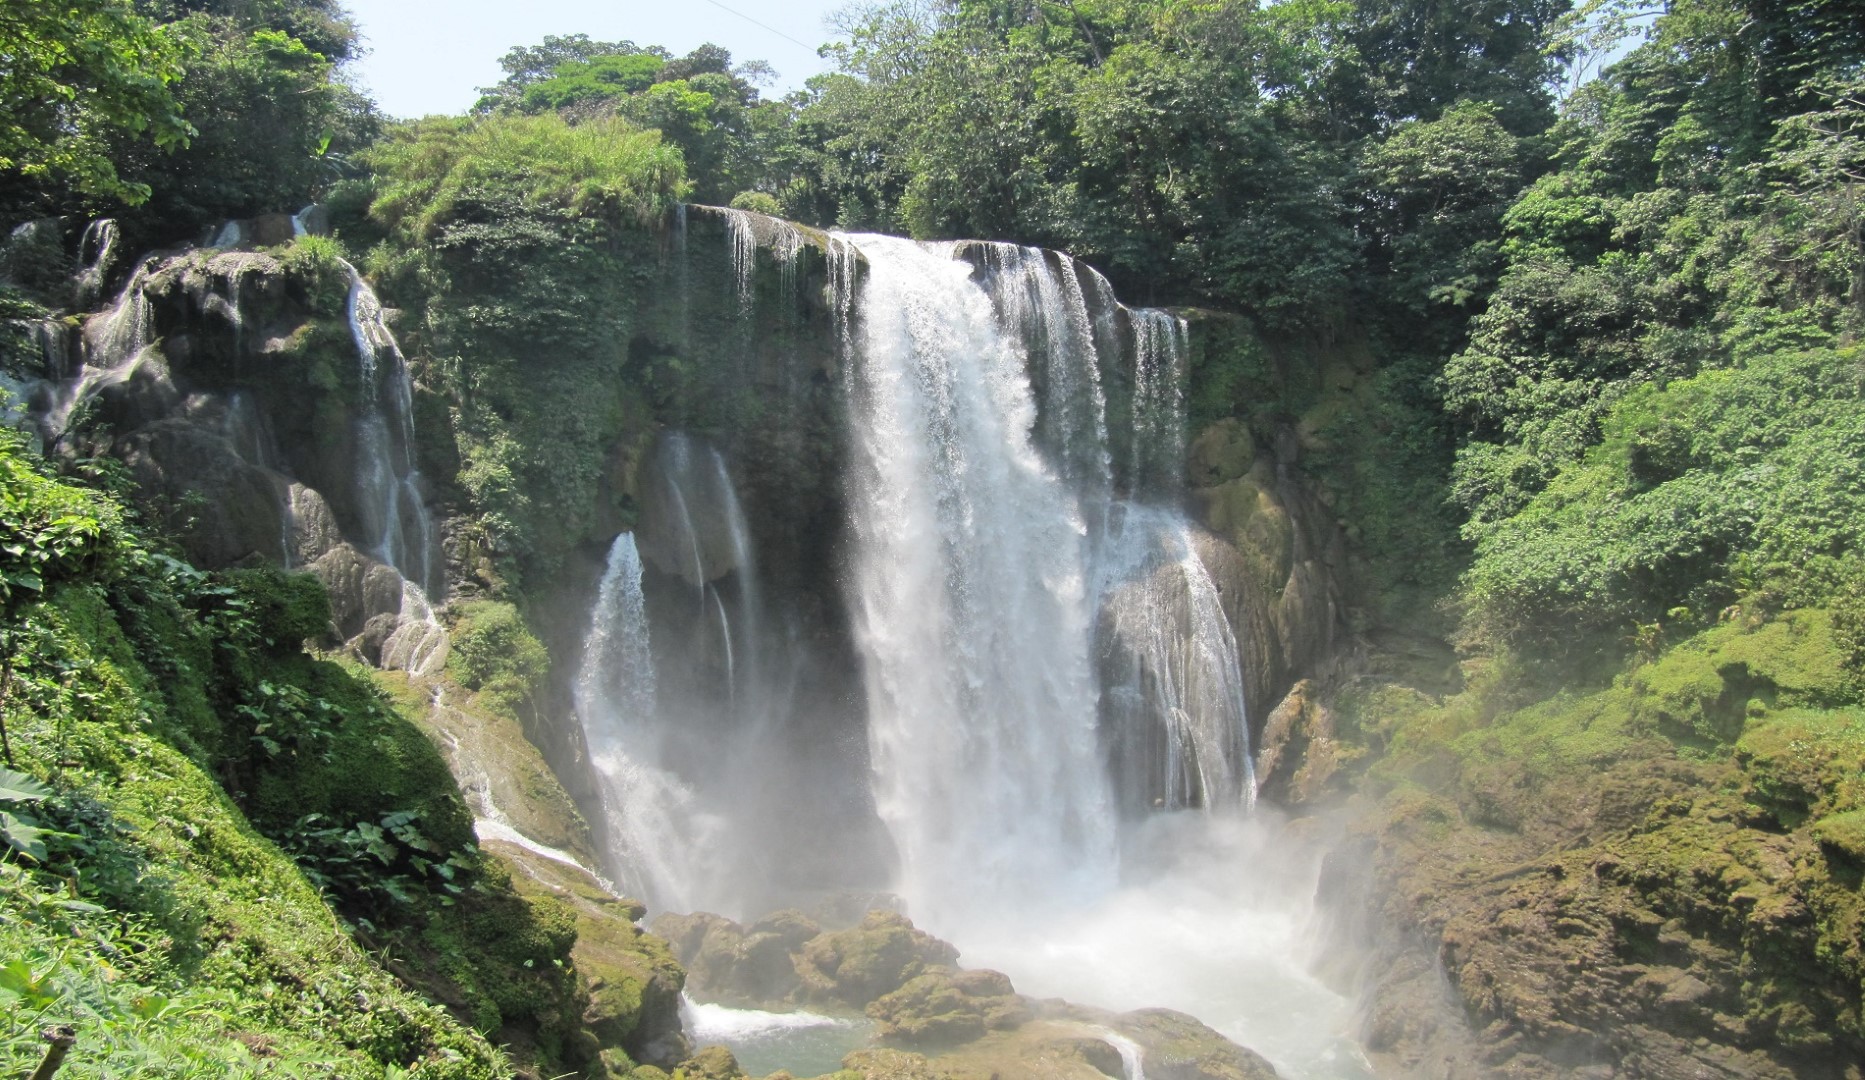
[575,533,728,912]
[835,232,1119,929]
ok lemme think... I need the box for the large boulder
[1114,1009,1281,1080]
[1253,679,1352,806]
[651,909,821,1008]
[796,911,962,1009]
[656,908,962,1013]
[866,966,1029,1047]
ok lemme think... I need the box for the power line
[698,0,818,52]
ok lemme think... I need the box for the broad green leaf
[0,766,53,803]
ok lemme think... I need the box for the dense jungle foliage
[4,0,1865,1074]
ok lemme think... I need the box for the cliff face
[21,203,1361,855]
[13,204,1371,1074]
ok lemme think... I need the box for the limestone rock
[1187,418,1255,487]
[651,909,821,1008]
[796,911,962,1009]
[1253,679,1351,806]
[654,907,960,1013]
[1114,1008,1280,1080]
[677,1044,747,1080]
[866,965,1029,1047]
[492,843,687,1067]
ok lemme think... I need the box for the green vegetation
[0,0,191,205]
[365,113,685,240]
[1,0,372,248]
[447,600,550,719]
[0,424,676,1077]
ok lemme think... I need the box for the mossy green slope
[0,434,668,1079]
[1342,606,1865,1076]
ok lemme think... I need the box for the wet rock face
[652,908,962,1013]
[1115,1008,1281,1080]
[1189,424,1349,734]
[838,1007,1282,1080]
[492,843,688,1069]
[1253,679,1351,806]
[866,966,1030,1046]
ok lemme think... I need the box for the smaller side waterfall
[345,270,440,599]
[342,267,447,676]
[1096,505,1255,813]
[1128,310,1190,495]
[575,533,725,911]
[722,208,805,310]
[44,258,158,444]
[74,219,121,309]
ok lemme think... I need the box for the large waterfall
[572,225,1271,917]
[566,221,1369,1077]
[837,233,1122,924]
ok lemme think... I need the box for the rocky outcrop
[866,966,1030,1046]
[1253,679,1352,806]
[492,842,689,1071]
[838,1006,1280,1080]
[652,908,960,1013]
[1328,610,1865,1079]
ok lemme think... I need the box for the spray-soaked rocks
[865,966,1030,1046]
[837,1006,1281,1080]
[652,909,960,1012]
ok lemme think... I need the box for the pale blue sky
[341,0,849,118]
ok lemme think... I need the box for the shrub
[447,600,549,717]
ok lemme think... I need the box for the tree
[0,0,191,205]
[475,34,669,114]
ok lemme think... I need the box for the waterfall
[345,269,439,599]
[341,266,447,674]
[1096,310,1253,813]
[45,258,157,445]
[575,533,725,911]
[647,432,768,711]
[972,243,1114,503]
[1096,505,1256,813]
[1129,310,1191,495]
[721,207,805,311]
[74,219,121,309]
[826,233,1259,936]
[834,232,1119,927]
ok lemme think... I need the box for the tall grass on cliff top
[364,113,688,240]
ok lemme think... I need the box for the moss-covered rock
[1338,605,1865,1077]
[1113,1009,1280,1080]
[795,912,963,1010]
[865,966,1029,1047]
[676,1044,748,1080]
[655,908,961,1016]
[498,843,688,1067]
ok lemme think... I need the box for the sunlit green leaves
[0,0,191,203]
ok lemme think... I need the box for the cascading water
[44,257,157,446]
[574,533,725,911]
[345,269,438,596]
[823,233,1365,1079]
[555,218,1363,1076]
[836,232,1119,925]
[343,266,447,675]
[573,428,831,917]
[1096,504,1256,814]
